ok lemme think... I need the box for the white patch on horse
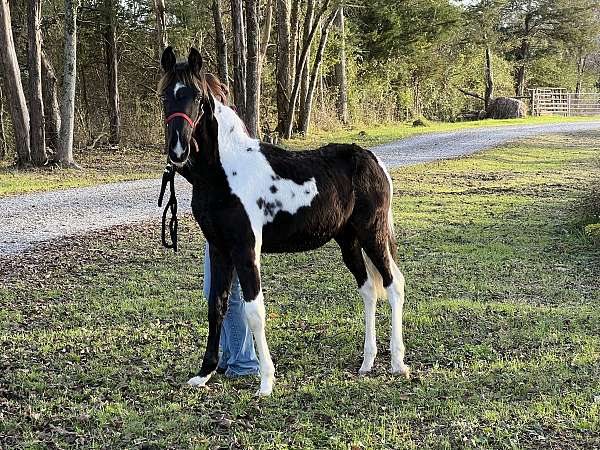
[172,130,184,159]
[212,99,319,241]
[187,372,213,387]
[174,81,186,97]
[244,292,275,396]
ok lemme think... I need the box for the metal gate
[530,88,600,116]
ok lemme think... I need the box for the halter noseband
[165,112,197,129]
[164,107,204,153]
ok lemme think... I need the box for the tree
[245,0,261,136]
[333,6,348,124]
[0,0,30,167]
[298,0,315,127]
[276,0,291,132]
[231,0,247,118]
[104,0,120,144]
[28,0,47,165]
[283,1,335,138]
[0,84,7,160]
[153,0,168,61]
[212,0,229,88]
[499,0,598,96]
[465,0,504,108]
[299,6,338,135]
[41,51,61,152]
[57,0,80,167]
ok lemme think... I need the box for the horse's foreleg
[188,246,234,387]
[233,245,275,396]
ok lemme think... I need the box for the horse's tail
[361,151,397,299]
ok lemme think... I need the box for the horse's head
[159,47,207,167]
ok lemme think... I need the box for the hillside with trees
[0,0,599,167]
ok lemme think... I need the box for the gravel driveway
[2,121,599,255]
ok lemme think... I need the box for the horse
[159,47,409,396]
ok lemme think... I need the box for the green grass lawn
[2,115,599,197]
[1,132,599,448]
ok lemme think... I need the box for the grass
[0,145,165,198]
[1,132,599,448]
[284,114,600,150]
[2,114,599,197]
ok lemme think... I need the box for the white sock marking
[244,292,275,396]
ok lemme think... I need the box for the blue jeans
[203,244,259,377]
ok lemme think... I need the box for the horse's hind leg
[361,239,409,378]
[336,234,378,374]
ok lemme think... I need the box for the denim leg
[203,244,258,377]
[221,276,259,377]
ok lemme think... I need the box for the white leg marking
[359,278,378,374]
[187,372,214,387]
[245,292,275,396]
[386,262,409,378]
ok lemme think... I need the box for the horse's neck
[214,100,256,155]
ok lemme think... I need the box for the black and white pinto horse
[160,47,409,396]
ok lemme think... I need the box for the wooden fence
[530,88,600,116]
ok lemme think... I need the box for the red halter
[165,112,197,129]
[164,110,203,153]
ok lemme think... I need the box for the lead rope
[158,163,178,252]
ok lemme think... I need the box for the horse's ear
[161,46,176,72]
[188,47,203,75]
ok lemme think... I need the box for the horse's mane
[158,64,229,105]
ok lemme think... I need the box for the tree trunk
[245,0,260,136]
[153,0,167,62]
[231,0,247,117]
[576,50,586,94]
[283,2,334,139]
[299,5,335,135]
[41,51,61,152]
[0,0,30,167]
[260,0,273,64]
[57,0,79,167]
[212,0,229,88]
[299,0,314,121]
[289,0,300,85]
[333,6,348,124]
[0,85,7,160]
[104,0,120,145]
[514,14,531,97]
[484,45,494,109]
[275,0,290,132]
[28,0,46,165]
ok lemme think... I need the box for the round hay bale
[486,97,527,119]
[412,117,429,127]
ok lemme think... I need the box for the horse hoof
[391,364,410,379]
[187,374,212,387]
[358,367,372,376]
[255,388,272,397]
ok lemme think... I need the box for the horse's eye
[195,95,202,104]
[159,94,166,102]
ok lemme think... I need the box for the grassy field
[1,115,599,197]
[1,132,599,448]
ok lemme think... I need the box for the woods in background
[0,0,599,168]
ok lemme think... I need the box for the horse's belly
[260,208,344,253]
